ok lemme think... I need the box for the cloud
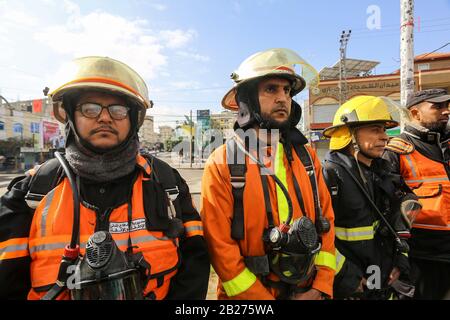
[34,1,200,82]
[36,12,165,81]
[176,51,210,62]
[0,0,206,104]
[150,3,167,11]
[0,2,39,29]
[159,29,198,49]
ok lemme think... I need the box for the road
[0,153,219,299]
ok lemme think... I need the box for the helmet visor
[234,48,319,89]
[270,251,318,285]
[71,272,143,300]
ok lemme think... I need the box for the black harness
[226,138,325,241]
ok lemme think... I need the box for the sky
[0,0,449,131]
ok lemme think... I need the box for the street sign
[197,109,210,119]
[310,131,329,142]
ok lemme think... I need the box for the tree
[165,137,183,152]
[0,138,26,157]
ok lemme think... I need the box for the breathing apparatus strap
[127,200,134,253]
[260,174,275,229]
[292,144,327,232]
[228,138,325,240]
[290,172,307,219]
[226,138,247,240]
[147,155,181,220]
[25,158,64,209]
[42,152,81,300]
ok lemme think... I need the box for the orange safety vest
[26,155,198,300]
[393,139,450,231]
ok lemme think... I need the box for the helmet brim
[51,82,150,127]
[221,73,306,111]
[323,119,399,138]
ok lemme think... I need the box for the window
[13,123,23,134]
[30,122,40,133]
[418,63,430,71]
[0,121,4,130]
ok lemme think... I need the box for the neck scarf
[65,136,138,183]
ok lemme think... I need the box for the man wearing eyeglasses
[0,56,210,300]
[383,88,450,299]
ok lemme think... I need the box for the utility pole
[339,30,351,105]
[400,0,415,127]
[189,110,193,168]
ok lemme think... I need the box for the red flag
[32,99,43,113]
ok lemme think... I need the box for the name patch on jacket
[109,219,147,234]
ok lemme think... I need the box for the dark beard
[260,112,291,130]
[423,121,448,134]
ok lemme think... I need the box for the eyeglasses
[76,103,130,120]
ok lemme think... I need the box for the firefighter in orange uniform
[383,89,450,299]
[0,56,209,300]
[201,48,335,300]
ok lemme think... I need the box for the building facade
[308,52,450,159]
[158,125,175,149]
[0,97,64,169]
[138,115,158,148]
[210,110,236,141]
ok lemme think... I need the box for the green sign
[387,128,401,136]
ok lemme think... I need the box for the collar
[326,150,390,173]
[405,123,450,144]
[135,153,152,176]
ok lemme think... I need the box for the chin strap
[253,113,270,129]
[350,128,369,186]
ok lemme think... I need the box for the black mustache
[272,106,288,113]
[90,126,118,135]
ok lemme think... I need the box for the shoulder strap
[385,137,415,155]
[226,139,247,240]
[25,158,64,209]
[292,145,320,216]
[293,144,331,234]
[322,160,339,201]
[143,154,181,219]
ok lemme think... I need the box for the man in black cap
[383,88,450,299]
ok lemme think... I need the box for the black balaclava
[63,90,140,182]
[234,76,304,162]
[235,76,302,131]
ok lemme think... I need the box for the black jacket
[383,124,450,262]
[323,151,411,299]
[0,156,210,300]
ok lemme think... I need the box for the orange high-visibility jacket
[201,143,335,300]
[2,154,204,300]
[386,137,450,231]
